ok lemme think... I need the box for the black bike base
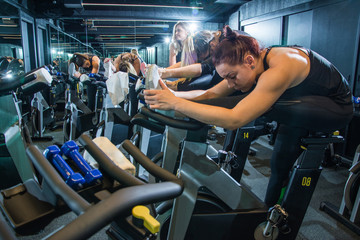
[320,201,360,236]
[31,136,54,142]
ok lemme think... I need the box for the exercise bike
[94,72,144,145]
[320,144,360,236]
[0,68,184,237]
[0,67,52,189]
[0,132,184,239]
[29,65,67,141]
[63,73,108,141]
[108,106,344,240]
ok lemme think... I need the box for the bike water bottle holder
[216,150,240,175]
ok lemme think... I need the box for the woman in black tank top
[144,30,353,206]
[69,53,105,111]
[69,53,104,76]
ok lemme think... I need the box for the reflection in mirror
[50,26,101,73]
[0,2,24,76]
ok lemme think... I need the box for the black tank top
[176,50,182,63]
[84,54,105,74]
[263,46,352,105]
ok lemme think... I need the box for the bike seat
[0,67,52,96]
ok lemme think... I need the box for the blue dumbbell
[61,140,102,184]
[44,145,85,189]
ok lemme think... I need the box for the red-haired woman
[144,31,353,206]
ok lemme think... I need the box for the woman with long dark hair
[68,53,105,111]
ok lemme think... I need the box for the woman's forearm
[174,90,206,99]
[161,63,202,79]
[172,98,242,130]
[167,62,181,69]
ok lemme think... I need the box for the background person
[169,21,192,66]
[68,53,105,111]
[160,26,250,91]
[114,52,141,76]
[165,30,214,91]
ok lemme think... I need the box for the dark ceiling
[29,0,250,55]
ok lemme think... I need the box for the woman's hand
[144,80,180,110]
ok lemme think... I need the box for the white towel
[83,137,136,175]
[106,71,129,106]
[145,64,162,90]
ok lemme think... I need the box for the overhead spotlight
[165,37,170,43]
[51,49,56,54]
[189,23,198,33]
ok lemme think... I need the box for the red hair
[212,32,261,66]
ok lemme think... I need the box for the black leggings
[196,95,353,206]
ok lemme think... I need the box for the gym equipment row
[111,106,344,239]
[320,144,360,235]
[0,65,350,239]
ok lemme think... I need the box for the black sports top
[84,54,105,73]
[263,46,352,105]
[176,50,182,63]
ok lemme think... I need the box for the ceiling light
[82,3,203,10]
[0,24,17,27]
[92,25,169,28]
[100,34,154,37]
[2,18,15,24]
[2,37,21,39]
[189,23,198,33]
[87,19,200,23]
[0,34,20,36]
[100,37,151,39]
[104,42,141,45]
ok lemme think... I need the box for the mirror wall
[0,2,23,75]
[50,26,101,73]
[0,0,99,75]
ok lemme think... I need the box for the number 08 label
[302,177,311,186]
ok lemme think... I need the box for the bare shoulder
[266,47,310,86]
[92,55,100,63]
[269,47,309,67]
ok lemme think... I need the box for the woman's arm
[173,90,206,99]
[166,61,181,69]
[111,62,116,72]
[114,55,121,72]
[191,80,235,100]
[131,57,141,76]
[91,56,101,74]
[145,52,307,130]
[171,79,233,100]
[161,63,202,79]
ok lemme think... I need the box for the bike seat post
[281,132,344,239]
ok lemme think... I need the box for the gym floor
[19,126,360,240]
